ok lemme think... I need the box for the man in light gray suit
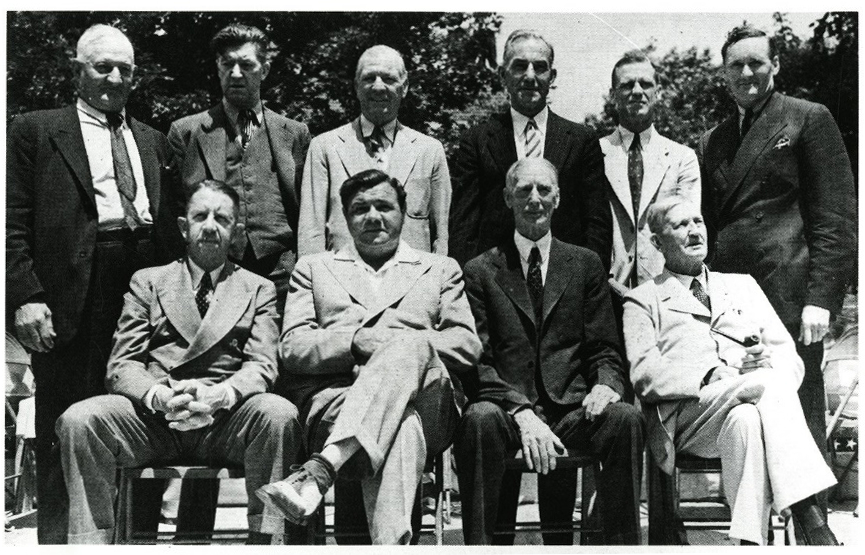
[298,45,451,257]
[623,198,838,546]
[601,50,700,291]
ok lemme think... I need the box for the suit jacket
[601,127,700,287]
[6,104,182,344]
[698,92,857,332]
[448,110,612,267]
[167,104,311,263]
[297,118,451,257]
[462,238,625,414]
[279,243,481,413]
[106,259,279,405]
[623,269,803,473]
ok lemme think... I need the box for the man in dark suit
[698,26,857,513]
[6,24,182,543]
[449,29,611,267]
[455,158,644,545]
[168,23,311,313]
[56,180,302,544]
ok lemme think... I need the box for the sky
[496,12,823,122]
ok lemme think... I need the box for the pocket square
[773,136,790,150]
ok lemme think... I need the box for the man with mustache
[624,198,839,545]
[6,24,183,543]
[449,29,611,268]
[259,169,481,544]
[698,25,856,522]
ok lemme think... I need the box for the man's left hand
[799,305,830,346]
[164,380,234,431]
[583,384,620,421]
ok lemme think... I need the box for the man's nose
[106,67,123,84]
[630,82,644,94]
[230,63,243,78]
[741,64,754,78]
[524,63,537,80]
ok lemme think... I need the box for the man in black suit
[699,26,857,515]
[448,29,611,267]
[454,158,644,545]
[6,24,182,543]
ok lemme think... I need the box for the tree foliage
[6,11,502,157]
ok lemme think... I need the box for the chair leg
[435,489,444,545]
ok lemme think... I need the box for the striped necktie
[237,109,257,148]
[105,111,141,231]
[525,119,541,158]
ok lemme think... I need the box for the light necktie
[105,111,141,231]
[196,272,213,317]
[236,109,257,148]
[690,278,711,311]
[628,133,644,219]
[524,119,541,158]
[527,246,543,318]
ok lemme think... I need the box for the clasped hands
[151,380,234,431]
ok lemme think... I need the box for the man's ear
[650,234,661,250]
[502,187,513,209]
[261,60,271,81]
[230,222,245,250]
[177,216,189,239]
[771,55,780,77]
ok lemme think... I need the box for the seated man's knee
[724,403,761,435]
[602,401,644,431]
[245,393,301,429]
[459,401,509,437]
[56,395,126,440]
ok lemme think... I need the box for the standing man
[602,50,700,290]
[699,25,857,496]
[169,23,311,312]
[455,158,644,545]
[298,45,451,257]
[449,30,611,267]
[6,24,182,543]
[258,169,481,544]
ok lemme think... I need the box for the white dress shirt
[616,124,655,157]
[667,264,709,295]
[77,98,152,230]
[514,230,552,285]
[351,240,410,297]
[511,106,549,159]
[360,114,398,169]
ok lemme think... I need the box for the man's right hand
[707,365,740,384]
[351,328,393,361]
[14,302,56,352]
[513,409,566,475]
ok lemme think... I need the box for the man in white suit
[623,198,838,545]
[258,169,481,544]
[601,51,700,290]
[298,45,450,257]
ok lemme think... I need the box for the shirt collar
[360,114,398,143]
[617,123,655,150]
[737,90,773,120]
[511,106,549,136]
[667,264,708,291]
[187,258,224,290]
[513,229,552,264]
[77,97,126,128]
[222,98,264,127]
[335,239,419,266]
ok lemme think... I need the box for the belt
[96,226,152,243]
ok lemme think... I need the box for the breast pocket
[404,176,431,218]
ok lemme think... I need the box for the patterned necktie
[527,246,544,317]
[628,133,644,218]
[236,109,257,148]
[366,125,387,166]
[690,278,711,311]
[524,119,541,158]
[105,111,141,231]
[196,272,213,317]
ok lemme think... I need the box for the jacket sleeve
[676,145,701,206]
[297,137,330,258]
[222,281,280,398]
[448,127,483,266]
[577,133,613,271]
[579,251,626,396]
[426,257,481,371]
[429,140,451,256]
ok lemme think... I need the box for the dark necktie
[366,125,387,163]
[527,246,543,317]
[690,278,711,311]
[525,119,541,158]
[628,133,643,218]
[740,108,754,140]
[196,272,213,317]
[236,109,257,148]
[105,111,141,231]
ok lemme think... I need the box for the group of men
[5,19,855,547]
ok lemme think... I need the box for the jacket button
[755,211,764,221]
[79,251,87,258]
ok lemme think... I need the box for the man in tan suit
[623,198,838,545]
[258,169,480,544]
[601,50,700,290]
[56,180,302,544]
[298,45,451,257]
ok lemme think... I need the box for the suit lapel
[50,105,96,210]
[323,250,374,309]
[156,260,202,346]
[638,134,671,220]
[605,130,634,225]
[706,271,735,326]
[657,270,711,319]
[543,111,574,170]
[364,250,430,324]
[196,106,228,181]
[336,118,374,178]
[486,112,518,175]
[388,122,419,185]
[129,117,160,217]
[494,242,535,323]
[541,239,575,323]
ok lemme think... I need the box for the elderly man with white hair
[6,23,182,543]
[623,197,839,545]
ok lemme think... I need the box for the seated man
[257,169,481,544]
[57,180,303,544]
[623,198,838,545]
[455,158,645,545]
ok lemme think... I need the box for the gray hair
[505,158,559,191]
[355,45,407,83]
[75,24,134,64]
[646,197,700,235]
[502,29,554,67]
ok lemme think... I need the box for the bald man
[6,24,182,543]
[298,44,451,258]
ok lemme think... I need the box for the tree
[6,11,502,158]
